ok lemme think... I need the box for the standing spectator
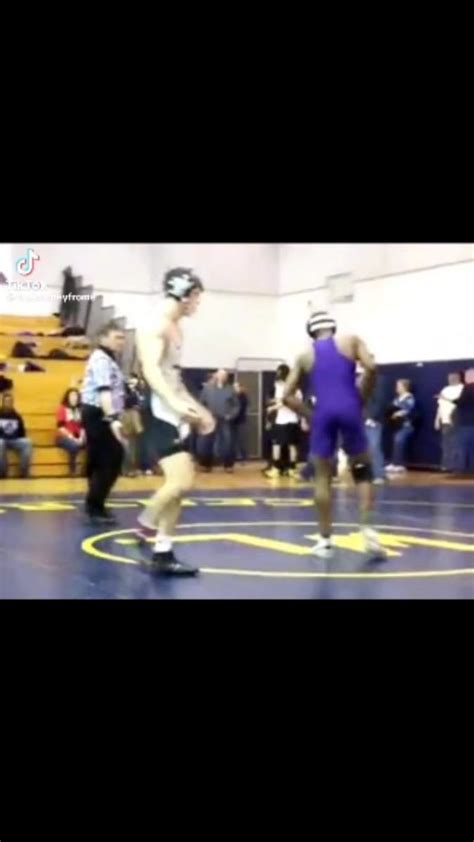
[435,372,464,472]
[56,388,86,477]
[135,376,155,475]
[203,371,217,389]
[122,374,145,477]
[198,369,238,472]
[365,372,387,484]
[265,364,301,479]
[187,373,215,464]
[80,321,126,525]
[386,379,416,474]
[447,369,474,475]
[299,397,317,481]
[232,381,249,463]
[0,393,33,478]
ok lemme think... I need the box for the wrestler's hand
[170,398,201,423]
[283,395,312,420]
[110,419,126,445]
[197,409,216,435]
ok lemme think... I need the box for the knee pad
[351,461,373,484]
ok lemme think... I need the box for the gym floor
[1,467,473,599]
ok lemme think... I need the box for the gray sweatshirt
[200,384,239,421]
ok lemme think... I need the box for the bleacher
[0,315,88,477]
[1,266,137,477]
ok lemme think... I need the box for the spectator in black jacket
[122,374,146,477]
[232,382,249,462]
[449,369,474,475]
[0,393,33,478]
[365,373,387,484]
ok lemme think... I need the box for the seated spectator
[434,372,464,472]
[0,393,33,478]
[386,379,416,474]
[56,388,86,477]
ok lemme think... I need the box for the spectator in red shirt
[56,388,86,476]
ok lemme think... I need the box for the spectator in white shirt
[265,364,302,479]
[435,372,464,472]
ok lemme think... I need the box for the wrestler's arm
[354,336,377,402]
[282,349,314,419]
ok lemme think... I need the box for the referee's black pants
[82,405,124,516]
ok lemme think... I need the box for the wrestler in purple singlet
[310,336,368,460]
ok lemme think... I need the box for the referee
[81,321,126,525]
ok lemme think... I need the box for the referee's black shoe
[84,510,118,527]
[150,551,199,577]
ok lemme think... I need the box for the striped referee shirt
[81,346,125,414]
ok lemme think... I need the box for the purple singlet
[309,337,367,459]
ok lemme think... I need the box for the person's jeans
[440,424,457,472]
[56,434,84,473]
[0,438,33,478]
[455,426,474,474]
[198,419,235,469]
[392,425,413,467]
[365,422,385,479]
[232,423,247,461]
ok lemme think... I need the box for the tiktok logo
[16,248,40,276]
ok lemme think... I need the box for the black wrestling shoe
[150,551,200,577]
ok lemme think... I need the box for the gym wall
[277,246,474,364]
[2,243,473,367]
[0,244,154,319]
[151,243,279,295]
[152,289,279,369]
[150,243,280,368]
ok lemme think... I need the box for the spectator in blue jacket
[365,373,387,484]
[449,368,474,475]
[386,379,416,474]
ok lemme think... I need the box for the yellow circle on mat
[81,522,474,580]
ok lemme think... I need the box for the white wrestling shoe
[310,537,334,560]
[362,528,388,561]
